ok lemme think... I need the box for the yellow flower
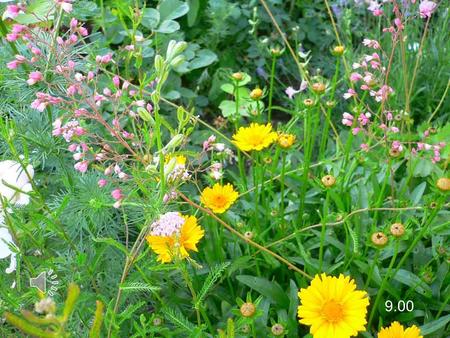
[277,133,296,149]
[378,321,423,338]
[298,273,369,338]
[232,123,277,152]
[165,154,186,165]
[146,215,204,263]
[200,183,239,214]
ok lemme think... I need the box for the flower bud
[321,175,336,187]
[390,223,405,237]
[232,72,243,81]
[333,45,345,56]
[240,302,256,317]
[271,323,285,336]
[371,232,388,247]
[250,88,263,100]
[436,177,450,192]
[312,82,326,94]
[170,55,185,68]
[278,133,296,149]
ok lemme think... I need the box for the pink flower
[98,179,108,188]
[362,39,380,49]
[285,81,308,99]
[343,88,357,100]
[7,60,19,70]
[70,18,78,29]
[111,188,123,201]
[342,112,354,126]
[352,127,361,135]
[203,135,217,151]
[27,71,43,85]
[350,73,363,82]
[112,76,120,88]
[68,143,78,152]
[358,113,371,126]
[96,53,113,64]
[4,5,25,19]
[56,0,73,13]
[74,160,89,173]
[360,143,369,152]
[419,0,437,18]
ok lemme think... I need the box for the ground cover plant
[0,0,449,337]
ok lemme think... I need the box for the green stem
[268,55,276,121]
[318,191,330,271]
[368,242,399,328]
[279,152,286,221]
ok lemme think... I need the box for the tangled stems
[178,192,313,280]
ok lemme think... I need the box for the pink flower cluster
[150,212,185,237]
[31,93,64,111]
[341,112,372,136]
[52,119,86,142]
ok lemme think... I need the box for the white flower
[0,160,34,274]
[0,160,34,206]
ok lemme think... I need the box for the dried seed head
[389,148,401,157]
[321,175,336,187]
[371,232,388,247]
[326,100,335,108]
[263,156,273,164]
[390,223,405,237]
[240,302,256,317]
[436,177,450,192]
[244,231,254,240]
[303,98,314,107]
[250,88,263,100]
[153,317,162,326]
[271,323,285,336]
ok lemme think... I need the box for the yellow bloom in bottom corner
[200,183,239,214]
[146,212,204,263]
[297,273,369,338]
[378,321,423,338]
[232,123,277,152]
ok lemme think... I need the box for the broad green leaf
[159,0,189,21]
[141,8,160,29]
[420,314,450,335]
[391,269,432,298]
[236,275,289,308]
[187,0,200,26]
[189,49,217,69]
[156,19,180,33]
[410,181,426,205]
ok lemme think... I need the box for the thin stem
[268,55,276,121]
[178,192,312,279]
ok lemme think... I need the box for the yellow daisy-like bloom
[378,321,423,338]
[164,154,186,165]
[200,183,239,214]
[232,123,277,152]
[146,215,204,263]
[277,133,296,149]
[298,273,370,338]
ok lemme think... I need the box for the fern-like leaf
[195,262,230,309]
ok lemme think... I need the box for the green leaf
[236,275,289,308]
[159,0,189,21]
[10,0,54,24]
[410,181,426,205]
[141,8,160,29]
[156,19,180,33]
[391,269,432,298]
[187,0,200,26]
[189,49,217,69]
[420,314,450,335]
